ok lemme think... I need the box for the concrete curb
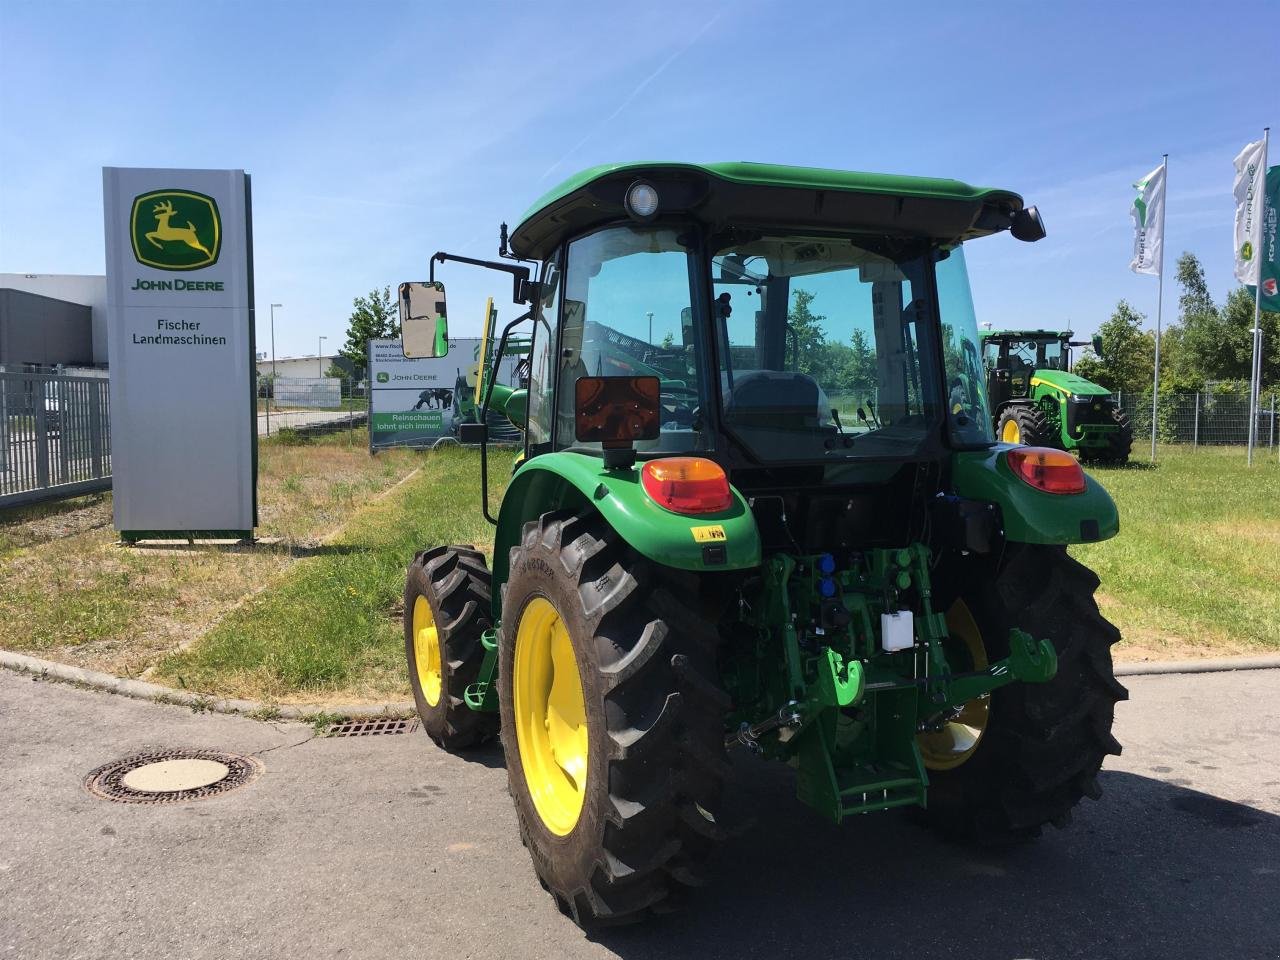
[5,648,1278,722]
[1114,655,1280,676]
[0,650,415,722]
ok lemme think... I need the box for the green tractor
[398,163,1125,928]
[979,329,1133,463]
[448,299,529,443]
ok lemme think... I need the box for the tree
[788,289,828,374]
[1218,287,1280,388]
[338,286,400,377]
[1171,251,1280,388]
[1071,300,1153,394]
[1176,252,1215,324]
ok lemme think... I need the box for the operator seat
[724,370,825,429]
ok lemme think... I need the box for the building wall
[0,289,94,366]
[255,354,339,379]
[0,274,108,364]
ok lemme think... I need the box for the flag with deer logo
[1129,161,1165,276]
[1233,138,1267,285]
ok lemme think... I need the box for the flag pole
[1150,154,1168,462]
[1248,127,1270,467]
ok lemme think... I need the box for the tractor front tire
[499,509,728,928]
[404,545,497,750]
[918,544,1127,844]
[1081,408,1134,464]
[997,405,1050,447]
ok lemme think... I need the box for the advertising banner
[367,338,521,449]
[103,167,255,538]
[1256,165,1279,312]
[1129,161,1166,276]
[1234,138,1267,285]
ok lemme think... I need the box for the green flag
[1254,165,1279,312]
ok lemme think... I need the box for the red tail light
[641,457,732,514]
[1006,447,1087,495]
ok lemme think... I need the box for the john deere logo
[376,372,390,383]
[130,190,221,271]
[1240,240,1254,263]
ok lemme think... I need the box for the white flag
[1130,161,1166,276]
[1233,138,1268,284]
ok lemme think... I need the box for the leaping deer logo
[145,199,212,258]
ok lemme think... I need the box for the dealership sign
[367,338,520,450]
[103,167,256,539]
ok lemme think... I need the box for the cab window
[526,256,560,450]
[556,225,710,454]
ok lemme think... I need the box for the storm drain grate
[326,717,418,737]
[85,749,262,805]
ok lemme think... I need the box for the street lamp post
[318,336,327,378]
[268,303,282,437]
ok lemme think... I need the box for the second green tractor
[978,329,1133,463]
[398,162,1126,928]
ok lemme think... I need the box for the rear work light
[1006,447,1087,495]
[641,457,732,515]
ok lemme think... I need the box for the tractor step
[835,764,925,817]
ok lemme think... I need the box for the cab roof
[510,161,1026,261]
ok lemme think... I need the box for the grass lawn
[152,447,517,703]
[4,438,1275,706]
[1074,445,1280,661]
[0,428,419,679]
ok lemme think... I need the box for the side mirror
[399,281,449,358]
[1010,205,1047,243]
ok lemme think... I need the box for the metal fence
[0,370,112,507]
[272,377,342,408]
[1115,390,1279,447]
[257,376,369,436]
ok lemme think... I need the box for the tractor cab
[404,163,1056,549]
[980,329,1075,409]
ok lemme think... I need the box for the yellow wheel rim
[513,597,589,836]
[918,600,991,771]
[412,595,442,707]
[1001,418,1022,443]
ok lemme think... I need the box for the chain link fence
[1114,390,1279,448]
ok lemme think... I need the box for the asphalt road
[2,668,1277,960]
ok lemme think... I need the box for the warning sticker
[690,524,727,543]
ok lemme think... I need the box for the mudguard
[951,444,1119,545]
[491,451,761,614]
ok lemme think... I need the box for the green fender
[951,444,1119,545]
[491,450,761,616]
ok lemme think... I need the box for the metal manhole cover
[326,717,418,737]
[85,749,262,804]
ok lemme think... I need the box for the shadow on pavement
[592,761,1279,960]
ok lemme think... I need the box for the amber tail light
[1006,447,1087,495]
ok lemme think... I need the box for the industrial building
[0,274,107,366]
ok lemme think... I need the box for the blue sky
[0,0,1270,359]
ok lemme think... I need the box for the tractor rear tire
[1081,408,1134,464]
[917,544,1127,844]
[404,545,498,750]
[499,509,728,928]
[997,405,1050,447]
